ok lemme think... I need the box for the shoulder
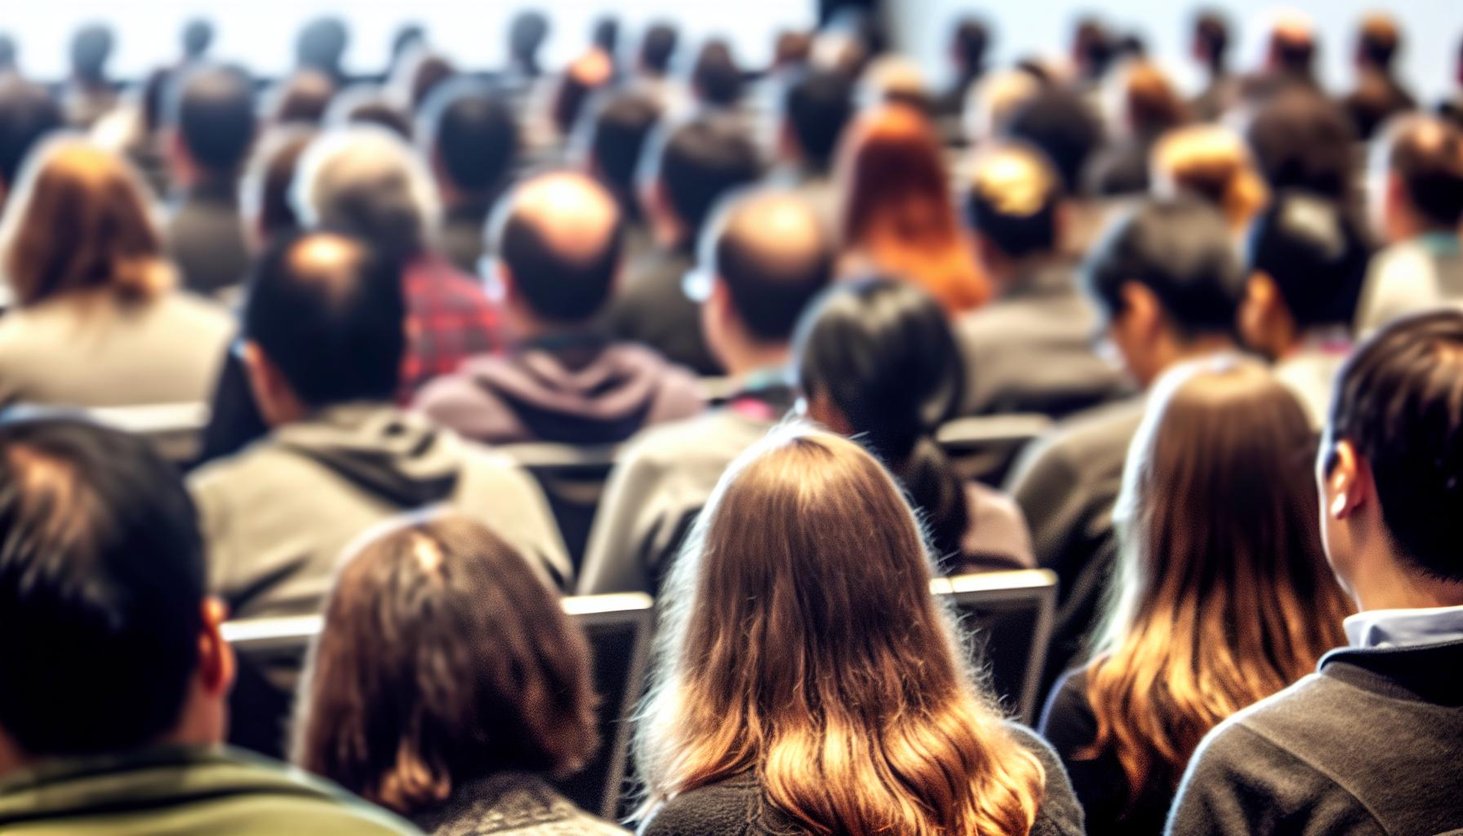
[642,776,779,836]
[1004,723,1086,836]
[1007,398,1143,494]
[155,292,236,333]
[208,749,419,834]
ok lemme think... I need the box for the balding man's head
[1269,14,1316,75]
[701,190,833,345]
[965,141,1061,261]
[492,171,624,325]
[1378,115,1463,232]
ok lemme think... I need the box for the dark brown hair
[294,514,598,815]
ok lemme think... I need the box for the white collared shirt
[1343,604,1463,649]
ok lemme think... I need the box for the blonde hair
[0,137,171,307]
[637,425,1045,835]
[1152,125,1269,233]
[1084,358,1351,808]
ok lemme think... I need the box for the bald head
[706,190,834,343]
[493,172,625,324]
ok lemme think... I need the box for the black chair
[500,442,621,576]
[221,591,655,820]
[87,402,210,468]
[933,569,1058,725]
[936,413,1052,487]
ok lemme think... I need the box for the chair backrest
[932,569,1058,725]
[221,591,655,821]
[499,442,621,574]
[87,402,210,468]
[936,413,1053,486]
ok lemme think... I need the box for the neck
[1145,335,1234,387]
[720,340,790,379]
[1352,557,1463,613]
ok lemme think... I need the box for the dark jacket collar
[1319,638,1463,707]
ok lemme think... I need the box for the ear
[196,597,236,699]
[1324,439,1371,520]
[1120,281,1163,340]
[241,341,292,427]
[497,262,520,306]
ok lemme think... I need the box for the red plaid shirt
[398,255,508,402]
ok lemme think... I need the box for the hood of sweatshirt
[272,403,463,506]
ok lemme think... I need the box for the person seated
[769,68,853,237]
[1341,13,1418,141]
[957,141,1129,418]
[1006,198,1245,690]
[578,189,832,595]
[1040,358,1350,835]
[1242,13,1322,102]
[0,416,413,834]
[415,172,703,446]
[0,139,232,407]
[62,23,118,129]
[962,68,1041,149]
[294,126,508,399]
[1244,87,1358,209]
[1354,115,1463,334]
[189,231,569,622]
[607,116,760,375]
[1171,311,1463,835]
[0,77,61,211]
[1240,192,1370,428]
[799,277,1035,572]
[837,104,990,312]
[1189,10,1237,122]
[164,63,257,296]
[634,425,1082,835]
[1150,124,1268,236]
[1085,61,1189,197]
[689,40,744,115]
[631,22,684,115]
[579,91,661,262]
[418,79,519,274]
[295,515,624,834]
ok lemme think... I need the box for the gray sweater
[1167,638,1463,835]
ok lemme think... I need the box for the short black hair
[1247,191,1369,330]
[691,41,743,107]
[420,79,518,195]
[243,232,405,407]
[783,69,854,172]
[0,77,61,190]
[172,64,257,174]
[965,143,1062,259]
[1386,116,1463,229]
[640,23,679,75]
[0,417,204,757]
[592,16,620,54]
[182,18,214,60]
[644,117,761,242]
[1246,88,1357,201]
[494,190,625,324]
[587,91,661,208]
[952,18,991,72]
[1327,311,1463,582]
[1085,197,1244,337]
[1357,16,1400,68]
[1003,89,1103,195]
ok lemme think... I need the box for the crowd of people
[0,5,1460,835]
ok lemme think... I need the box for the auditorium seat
[931,568,1058,724]
[86,402,210,468]
[936,413,1052,486]
[499,442,622,574]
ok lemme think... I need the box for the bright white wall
[890,0,1457,105]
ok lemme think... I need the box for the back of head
[639,23,679,76]
[965,141,1062,260]
[420,79,518,197]
[550,50,613,138]
[0,77,62,193]
[1245,88,1356,201]
[182,18,214,61]
[0,138,167,307]
[1119,61,1188,137]
[241,126,316,248]
[644,116,760,243]
[1072,17,1116,80]
[1152,124,1268,231]
[327,86,415,141]
[243,232,405,408]
[171,64,258,176]
[1357,12,1401,70]
[1381,115,1463,229]
[952,17,991,75]
[1328,311,1463,583]
[592,16,620,56]
[964,69,1041,144]
[269,69,335,126]
[1193,10,1230,71]
[294,126,440,260]
[1086,197,1245,337]
[508,10,550,70]
[0,417,204,758]
[783,68,854,172]
[586,92,661,212]
[639,425,1043,834]
[297,514,596,814]
[492,171,624,325]
[70,24,114,82]
[1247,191,1368,330]
[297,17,349,76]
[1003,88,1103,195]
[1269,16,1317,76]
[691,40,743,108]
[1092,357,1350,798]
[400,52,457,113]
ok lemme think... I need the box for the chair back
[932,569,1058,724]
[87,402,210,467]
[500,443,621,574]
[937,413,1052,486]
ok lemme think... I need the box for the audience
[0,138,232,407]
[418,79,520,274]
[1241,192,1370,427]
[607,116,760,375]
[1171,311,1463,834]
[189,230,568,622]
[1008,198,1246,688]
[1086,61,1189,197]
[689,39,744,114]
[771,68,854,235]
[165,63,258,295]
[634,425,1083,835]
[1189,10,1236,121]
[579,189,832,595]
[1151,124,1269,234]
[958,141,1129,417]
[1041,357,1351,835]
[1245,87,1359,207]
[0,417,414,834]
[296,515,624,834]
[1354,115,1463,334]
[1342,12,1417,141]
[838,104,989,311]
[293,126,508,399]
[415,172,703,445]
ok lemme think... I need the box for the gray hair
[292,124,441,258]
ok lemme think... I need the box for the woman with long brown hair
[635,426,1083,836]
[0,137,232,407]
[294,514,623,834]
[1039,358,1351,835]
[835,103,990,312]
